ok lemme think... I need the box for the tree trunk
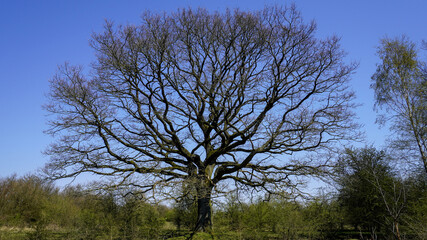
[394,221,401,240]
[193,177,213,232]
[195,195,212,232]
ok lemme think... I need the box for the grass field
[0,226,380,240]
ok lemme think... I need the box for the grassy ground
[0,227,29,240]
[0,227,402,240]
[0,228,279,240]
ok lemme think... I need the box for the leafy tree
[271,199,319,240]
[215,192,245,233]
[335,147,409,239]
[172,184,198,231]
[241,200,272,233]
[118,194,147,240]
[0,175,57,227]
[336,148,388,233]
[118,196,167,239]
[303,198,345,239]
[371,36,427,173]
[403,169,427,239]
[76,195,113,240]
[44,5,358,231]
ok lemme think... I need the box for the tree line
[1,147,426,239]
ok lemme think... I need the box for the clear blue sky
[1,0,426,181]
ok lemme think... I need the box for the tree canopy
[44,6,358,231]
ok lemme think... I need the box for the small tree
[172,183,198,231]
[44,5,358,231]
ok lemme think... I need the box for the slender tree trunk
[395,221,401,240]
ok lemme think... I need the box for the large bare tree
[44,6,358,231]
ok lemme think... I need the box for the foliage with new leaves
[335,147,393,235]
[371,36,427,173]
[334,147,427,239]
[1,173,426,239]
